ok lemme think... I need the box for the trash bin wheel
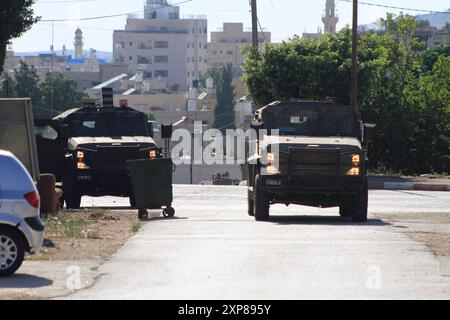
[163,207,175,218]
[138,209,148,220]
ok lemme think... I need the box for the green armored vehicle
[247,100,375,222]
[35,105,159,209]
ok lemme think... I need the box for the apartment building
[113,0,207,92]
[207,23,271,76]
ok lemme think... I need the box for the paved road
[72,186,450,299]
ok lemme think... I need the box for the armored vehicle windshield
[260,101,359,137]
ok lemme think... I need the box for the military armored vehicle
[247,100,375,222]
[35,104,159,209]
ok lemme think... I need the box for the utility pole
[250,0,258,49]
[351,0,358,113]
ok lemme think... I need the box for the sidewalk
[368,176,450,192]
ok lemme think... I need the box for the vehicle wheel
[247,190,254,216]
[63,172,81,209]
[163,207,175,218]
[339,204,352,218]
[0,227,26,277]
[138,209,148,220]
[254,175,270,221]
[352,178,368,223]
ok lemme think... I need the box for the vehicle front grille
[92,145,141,171]
[282,148,340,177]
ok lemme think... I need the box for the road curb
[368,181,450,192]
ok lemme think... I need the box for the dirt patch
[373,212,450,258]
[26,210,151,261]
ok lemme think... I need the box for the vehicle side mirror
[250,122,264,140]
[59,124,70,138]
[161,124,173,139]
[362,123,376,144]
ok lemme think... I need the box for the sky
[10,0,450,53]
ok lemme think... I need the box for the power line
[339,0,450,15]
[40,0,193,22]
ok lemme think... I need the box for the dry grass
[27,210,144,261]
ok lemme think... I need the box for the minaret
[74,28,84,59]
[322,0,339,33]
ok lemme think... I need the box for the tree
[39,73,85,118]
[0,0,39,72]
[14,61,42,114]
[214,64,235,132]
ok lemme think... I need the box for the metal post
[190,133,194,185]
[251,0,259,49]
[351,0,358,112]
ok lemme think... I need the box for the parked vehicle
[247,100,375,222]
[0,150,45,277]
[35,105,160,209]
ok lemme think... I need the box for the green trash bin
[127,158,175,219]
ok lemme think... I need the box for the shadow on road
[0,274,53,289]
[268,215,387,226]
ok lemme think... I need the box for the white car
[0,150,45,277]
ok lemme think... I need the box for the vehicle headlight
[76,150,90,170]
[149,149,157,159]
[352,154,361,166]
[266,164,281,175]
[346,167,360,176]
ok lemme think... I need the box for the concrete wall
[0,99,40,180]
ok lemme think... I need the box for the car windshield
[69,113,148,137]
[267,107,358,137]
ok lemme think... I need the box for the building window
[199,56,202,62]
[199,28,202,34]
[129,41,133,46]
[187,42,190,48]
[129,56,133,61]
[227,50,233,55]
[155,41,169,49]
[187,57,190,63]
[155,70,168,77]
[137,56,151,64]
[154,55,169,63]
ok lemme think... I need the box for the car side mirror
[161,124,173,139]
[59,124,70,138]
[250,122,264,140]
[362,123,376,144]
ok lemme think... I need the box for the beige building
[207,23,271,76]
[113,0,207,92]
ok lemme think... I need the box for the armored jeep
[35,106,159,209]
[247,100,375,222]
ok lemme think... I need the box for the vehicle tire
[339,204,352,218]
[163,207,175,218]
[63,171,81,209]
[247,190,254,216]
[254,175,270,221]
[0,227,26,277]
[351,178,368,223]
[138,209,148,220]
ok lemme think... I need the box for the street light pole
[351,0,358,113]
